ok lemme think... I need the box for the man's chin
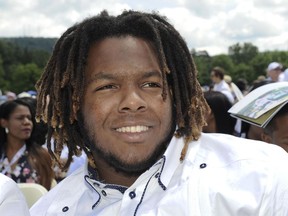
[102,152,162,177]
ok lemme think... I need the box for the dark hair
[204,91,236,134]
[35,10,209,170]
[0,98,53,190]
[235,78,248,93]
[19,97,48,145]
[263,103,288,135]
[0,99,35,148]
[249,80,274,92]
[211,66,225,80]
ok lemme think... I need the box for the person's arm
[0,174,30,216]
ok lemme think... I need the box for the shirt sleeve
[0,174,30,216]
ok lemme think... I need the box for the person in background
[203,91,236,135]
[235,78,248,95]
[5,91,17,101]
[224,75,243,102]
[210,66,235,104]
[0,99,54,190]
[31,10,288,215]
[279,68,288,82]
[261,103,288,152]
[266,62,282,82]
[240,80,274,140]
[0,173,30,215]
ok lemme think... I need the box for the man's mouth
[116,125,149,133]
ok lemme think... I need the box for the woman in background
[0,98,54,190]
[203,91,236,135]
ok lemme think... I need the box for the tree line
[1,38,288,94]
[193,42,288,86]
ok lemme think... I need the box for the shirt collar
[155,136,184,189]
[84,135,184,191]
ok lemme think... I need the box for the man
[31,11,288,215]
[261,103,288,152]
[266,61,282,82]
[0,173,30,216]
[210,67,235,104]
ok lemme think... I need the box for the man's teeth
[116,126,149,133]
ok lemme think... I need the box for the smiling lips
[116,125,149,133]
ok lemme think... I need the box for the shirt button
[129,191,136,199]
[62,206,69,212]
[101,190,107,196]
[200,163,207,169]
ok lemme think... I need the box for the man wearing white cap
[267,62,282,82]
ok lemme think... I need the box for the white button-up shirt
[0,173,30,216]
[213,80,235,104]
[30,133,288,216]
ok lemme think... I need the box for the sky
[0,0,287,56]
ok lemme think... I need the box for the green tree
[10,63,42,93]
[211,54,234,75]
[228,42,258,65]
[190,49,213,85]
[0,56,9,91]
[231,63,254,83]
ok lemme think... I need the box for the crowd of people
[1,10,288,216]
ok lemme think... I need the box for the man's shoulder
[30,165,87,215]
[189,133,288,164]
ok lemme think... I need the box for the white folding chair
[17,183,48,208]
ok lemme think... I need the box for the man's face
[82,36,174,175]
[265,115,288,152]
[268,68,281,82]
[210,71,219,83]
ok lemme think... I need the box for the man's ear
[261,132,272,143]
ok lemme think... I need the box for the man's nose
[118,88,147,113]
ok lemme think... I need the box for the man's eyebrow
[142,71,162,79]
[86,71,116,84]
[86,70,162,84]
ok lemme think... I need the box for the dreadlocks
[35,10,209,170]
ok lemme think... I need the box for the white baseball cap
[267,62,282,71]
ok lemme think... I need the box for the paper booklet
[228,82,288,128]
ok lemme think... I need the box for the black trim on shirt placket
[156,155,167,191]
[133,172,156,216]
[84,175,101,209]
[133,155,168,215]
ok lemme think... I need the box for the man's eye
[143,82,161,88]
[97,85,116,91]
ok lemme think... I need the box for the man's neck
[91,157,139,187]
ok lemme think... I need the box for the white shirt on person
[30,133,288,216]
[213,80,235,104]
[0,173,30,216]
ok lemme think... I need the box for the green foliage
[193,55,212,85]
[0,38,52,94]
[231,63,254,83]
[195,42,288,86]
[211,54,234,75]
[10,63,42,93]
[1,37,57,53]
[228,42,258,65]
